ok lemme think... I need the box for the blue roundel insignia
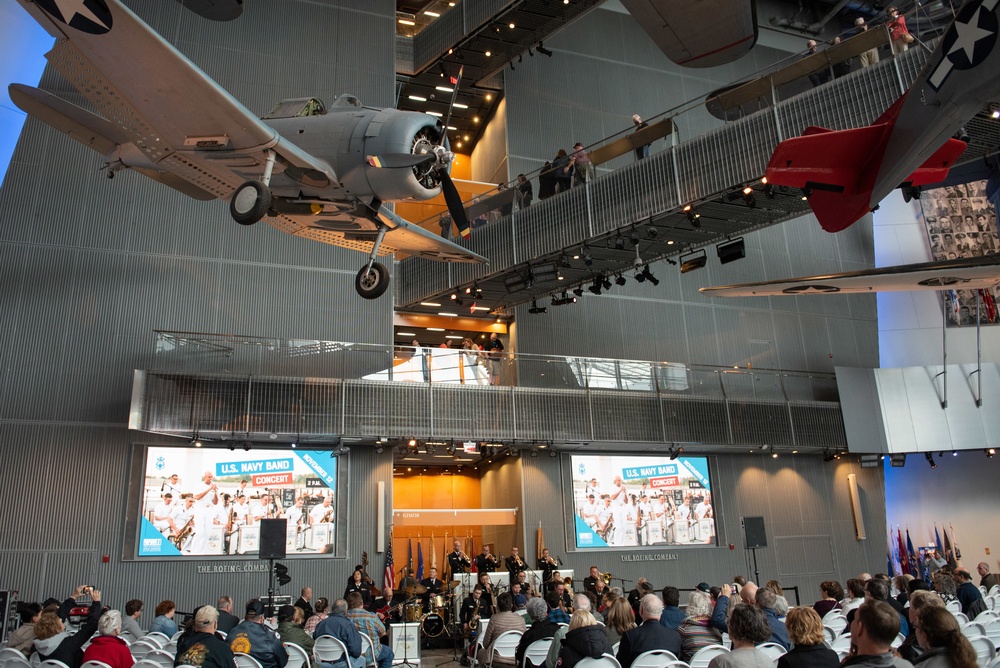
[577,463,586,475]
[35,0,113,35]
[155,456,166,470]
[929,0,998,91]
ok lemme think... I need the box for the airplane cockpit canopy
[263,97,327,119]
[331,94,362,108]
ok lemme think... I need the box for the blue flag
[417,541,424,580]
[905,528,920,578]
[935,525,943,553]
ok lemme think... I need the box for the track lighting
[762,177,775,199]
[551,292,577,306]
[802,187,812,199]
[823,449,837,463]
[668,445,683,460]
[528,300,548,314]
[243,441,251,452]
[639,265,659,285]
[680,250,708,273]
[925,452,936,468]
[717,237,746,264]
[537,43,553,57]
[742,186,756,207]
[450,290,463,305]
[588,278,603,295]
[683,204,700,227]
[375,443,384,454]
[988,448,996,458]
[614,273,627,286]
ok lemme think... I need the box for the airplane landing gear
[355,261,389,299]
[230,180,271,225]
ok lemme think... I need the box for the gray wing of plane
[700,255,1000,297]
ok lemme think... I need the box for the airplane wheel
[230,180,271,225]
[355,262,390,299]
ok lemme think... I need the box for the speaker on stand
[259,519,287,617]
[741,516,766,584]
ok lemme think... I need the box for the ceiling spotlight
[988,448,996,458]
[581,246,593,266]
[572,286,584,297]
[613,234,626,250]
[242,441,251,452]
[762,177,775,199]
[823,449,837,463]
[683,204,701,228]
[668,445,681,460]
[375,444,384,454]
[992,109,1000,120]
[680,250,708,273]
[646,225,658,238]
[615,273,627,286]
[742,186,756,207]
[529,449,539,458]
[485,50,492,57]
[190,437,202,448]
[802,186,812,200]
[548,448,558,457]
[601,276,612,290]
[588,278,602,295]
[717,237,746,264]
[771,452,778,459]
[408,438,417,448]
[634,269,645,283]
[450,290,464,305]
[628,229,640,245]
[528,300,548,314]
[537,43,553,57]
[925,452,937,469]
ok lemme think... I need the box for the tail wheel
[355,262,390,299]
[230,180,271,225]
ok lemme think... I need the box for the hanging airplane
[764,0,999,233]
[699,254,1000,297]
[10,0,486,300]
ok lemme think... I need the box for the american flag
[384,540,395,590]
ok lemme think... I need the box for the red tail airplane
[765,0,999,233]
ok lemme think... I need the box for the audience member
[887,6,912,54]
[813,581,843,618]
[295,588,315,618]
[841,579,866,613]
[343,593,392,668]
[538,162,557,200]
[754,588,789,650]
[545,591,571,625]
[805,40,830,87]
[33,587,103,668]
[515,598,558,668]
[631,115,650,160]
[149,600,178,637]
[854,18,880,67]
[777,608,839,668]
[552,150,573,193]
[678,591,722,661]
[81,610,133,668]
[9,602,42,657]
[844,601,912,668]
[313,599,364,668]
[617,595,681,668]
[517,174,533,207]
[604,597,636,647]
[305,598,329,634]
[480,592,525,667]
[660,586,684,630]
[547,594,591,668]
[707,604,773,668]
[978,563,998,591]
[923,551,946,576]
[176,605,237,668]
[217,596,240,634]
[932,572,957,603]
[571,143,593,186]
[894,575,915,607]
[912,605,978,668]
[120,599,144,643]
[765,581,790,616]
[276,605,315,666]
[228,600,288,668]
[831,37,852,77]
[899,590,944,662]
[559,610,611,668]
[953,569,986,617]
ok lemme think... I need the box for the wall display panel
[133,446,339,559]
[569,454,716,549]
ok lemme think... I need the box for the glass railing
[152,330,839,402]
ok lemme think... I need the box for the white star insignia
[948,7,993,62]
[50,0,108,31]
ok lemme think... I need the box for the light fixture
[993,109,1000,120]
[741,185,756,207]
[408,95,427,102]
[509,21,515,28]
[925,452,937,469]
[190,436,202,447]
[762,177,775,199]
[859,454,880,468]
[581,246,593,266]
[988,448,996,458]
[613,233,626,250]
[628,228,640,245]
[601,276,612,291]
[801,187,812,200]
[717,237,746,264]
[890,454,907,467]
[242,441,251,452]
[537,43,553,57]
[683,204,701,227]
[639,265,659,286]
[823,449,837,463]
[614,273,627,286]
[646,225,658,238]
[572,286,584,297]
[375,443,384,454]
[587,278,602,295]
[450,290,463,305]
[528,300,548,314]
[771,452,778,459]
[408,438,418,448]
[548,449,558,457]
[680,250,708,273]
[529,449,539,458]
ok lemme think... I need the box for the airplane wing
[699,256,1000,297]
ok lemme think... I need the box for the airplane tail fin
[767,123,892,232]
[903,138,967,186]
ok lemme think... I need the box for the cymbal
[447,580,461,589]
[413,584,428,594]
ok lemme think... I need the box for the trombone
[600,571,614,585]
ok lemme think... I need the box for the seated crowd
[8,563,995,668]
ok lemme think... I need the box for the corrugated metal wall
[0,0,396,601]
[521,452,887,600]
[500,5,880,372]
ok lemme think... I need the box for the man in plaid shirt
[344,593,394,668]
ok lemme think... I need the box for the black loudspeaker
[743,516,767,549]
[259,519,287,559]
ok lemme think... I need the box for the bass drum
[420,612,444,637]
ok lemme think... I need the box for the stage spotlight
[243,440,252,452]
[988,448,996,458]
[615,273,627,286]
[680,250,708,273]
[762,177,775,199]
[375,443,384,454]
[537,43,553,56]
[529,448,539,458]
[228,442,236,452]
[450,290,464,305]
[587,278,602,295]
[548,449,558,457]
[823,449,836,463]
[528,300,548,314]
[474,284,484,298]
[742,186,756,208]
[640,265,659,286]
[771,452,778,459]
[572,286,585,297]
[802,187,812,200]
[683,204,701,227]
[628,229,640,245]
[925,452,936,469]
[408,438,418,447]
[601,276,612,290]
[634,269,645,283]
[717,237,746,264]
[190,437,202,447]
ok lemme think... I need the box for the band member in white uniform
[286,497,307,549]
[169,495,196,550]
[152,493,175,535]
[310,496,334,524]
[190,471,219,553]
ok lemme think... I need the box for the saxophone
[172,518,195,548]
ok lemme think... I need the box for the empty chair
[824,616,847,637]
[132,660,165,668]
[130,640,158,659]
[830,633,853,653]
[821,610,844,625]
[81,662,113,668]
[144,633,170,648]
[955,613,971,626]
[234,654,264,668]
[161,643,177,656]
[145,650,175,668]
[523,638,553,668]
[1,649,32,668]
[284,643,309,668]
[484,630,523,668]
[314,636,349,666]
[822,626,840,644]
[631,650,679,668]
[964,622,988,639]
[688,645,730,668]
[755,643,787,660]
[40,661,71,668]
[946,600,962,615]
[576,655,621,668]
[967,635,996,668]
[976,611,1000,624]
[661,663,691,668]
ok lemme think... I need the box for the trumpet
[543,556,557,567]
[601,571,614,585]
[486,553,497,563]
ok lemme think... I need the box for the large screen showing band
[570,455,716,549]
[136,446,337,558]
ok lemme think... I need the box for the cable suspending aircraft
[11,0,486,300]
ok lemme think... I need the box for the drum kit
[401,579,462,638]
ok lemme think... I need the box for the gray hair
[195,605,219,629]
[574,593,591,612]
[685,591,713,618]
[526,597,548,622]
[640,594,664,619]
[98,609,122,637]
[216,596,232,612]
[332,598,348,614]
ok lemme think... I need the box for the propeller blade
[440,170,470,238]
[366,153,435,169]
[439,65,464,148]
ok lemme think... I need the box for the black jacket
[217,610,241,634]
[616,619,682,668]
[777,644,841,668]
[33,600,102,668]
[516,620,559,668]
[559,625,610,668]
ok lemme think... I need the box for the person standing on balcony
[486,333,504,385]
[632,115,650,160]
[887,6,912,54]
[854,18,880,68]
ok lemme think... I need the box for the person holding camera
[33,585,104,668]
